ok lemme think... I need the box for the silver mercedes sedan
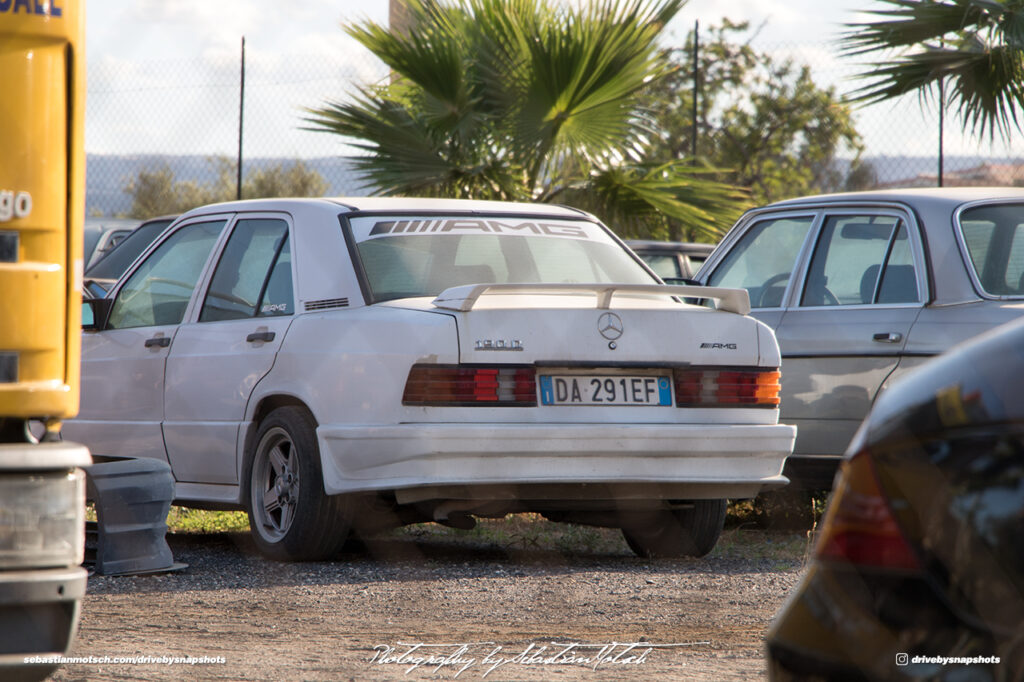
[694,187,1024,488]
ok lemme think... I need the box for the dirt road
[49,525,808,681]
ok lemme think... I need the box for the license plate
[539,374,673,406]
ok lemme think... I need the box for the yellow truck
[0,3,91,679]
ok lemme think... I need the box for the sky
[82,1,1019,161]
[86,0,853,62]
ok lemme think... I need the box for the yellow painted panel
[0,2,84,418]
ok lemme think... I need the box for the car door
[162,215,294,485]
[70,218,229,462]
[771,211,925,459]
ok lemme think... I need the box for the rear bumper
[318,422,795,499]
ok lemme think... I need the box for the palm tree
[842,0,1024,141]
[304,0,747,241]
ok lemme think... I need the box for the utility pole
[691,20,699,161]
[390,0,412,34]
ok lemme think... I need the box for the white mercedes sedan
[67,197,795,561]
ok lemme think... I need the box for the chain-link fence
[85,45,386,218]
[85,37,1024,219]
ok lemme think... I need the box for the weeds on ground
[164,507,249,533]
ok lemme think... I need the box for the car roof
[179,196,593,218]
[711,186,1024,308]
[766,186,1024,211]
[84,217,140,230]
[625,240,715,253]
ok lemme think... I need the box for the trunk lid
[387,284,771,367]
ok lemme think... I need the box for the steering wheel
[756,272,791,307]
[816,286,841,306]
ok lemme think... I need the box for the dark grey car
[625,239,714,283]
[695,187,1024,487]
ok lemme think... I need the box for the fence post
[237,36,246,200]
[937,77,944,188]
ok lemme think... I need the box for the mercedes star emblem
[597,312,624,341]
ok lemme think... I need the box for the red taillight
[403,365,537,406]
[673,368,781,408]
[815,450,920,571]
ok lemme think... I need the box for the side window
[200,218,292,322]
[960,203,1024,295]
[684,253,708,278]
[258,238,293,317]
[649,254,683,280]
[708,216,814,308]
[801,215,919,307]
[107,220,226,329]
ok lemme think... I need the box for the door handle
[246,330,276,343]
[144,335,171,348]
[872,332,902,343]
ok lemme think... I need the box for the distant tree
[842,0,1024,141]
[125,158,327,218]
[245,160,327,198]
[645,20,865,210]
[124,164,177,218]
[844,159,880,191]
[304,0,747,242]
[124,164,210,219]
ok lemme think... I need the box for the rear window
[349,215,657,303]
[959,203,1024,296]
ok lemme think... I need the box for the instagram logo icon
[896,653,909,666]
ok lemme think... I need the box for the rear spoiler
[431,283,751,315]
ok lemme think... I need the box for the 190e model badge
[475,339,523,351]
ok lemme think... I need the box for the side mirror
[83,298,113,331]
[84,279,109,299]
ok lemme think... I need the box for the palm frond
[513,0,684,163]
[841,0,990,54]
[576,163,749,241]
[305,0,743,230]
[841,0,1024,140]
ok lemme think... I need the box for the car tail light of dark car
[814,448,921,571]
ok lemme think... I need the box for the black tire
[621,499,727,558]
[244,406,351,561]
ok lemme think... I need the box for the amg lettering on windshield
[369,219,588,238]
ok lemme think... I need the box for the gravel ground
[49,523,809,681]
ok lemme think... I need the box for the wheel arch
[240,394,318,483]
